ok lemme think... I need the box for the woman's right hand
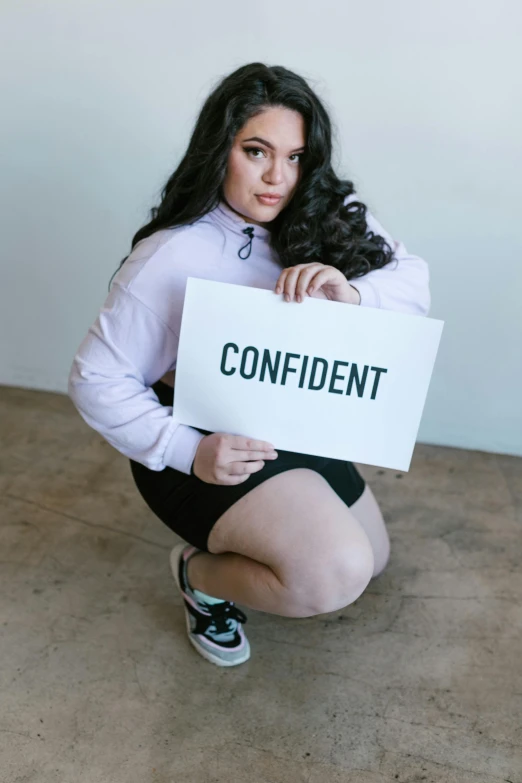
[191,432,278,485]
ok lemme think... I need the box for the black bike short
[129,379,366,553]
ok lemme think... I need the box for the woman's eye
[245,147,303,162]
[245,147,264,158]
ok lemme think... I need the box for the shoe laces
[201,601,248,639]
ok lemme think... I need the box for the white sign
[173,278,444,471]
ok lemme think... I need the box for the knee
[286,542,375,617]
[320,543,375,613]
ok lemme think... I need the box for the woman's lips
[256,194,282,205]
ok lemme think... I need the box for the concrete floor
[1,384,521,783]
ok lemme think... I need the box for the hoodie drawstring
[238,227,254,259]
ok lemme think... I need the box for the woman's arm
[68,282,205,474]
[345,194,431,316]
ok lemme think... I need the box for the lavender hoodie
[68,194,431,474]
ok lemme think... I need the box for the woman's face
[222,106,306,227]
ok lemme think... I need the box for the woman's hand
[192,433,278,485]
[275,262,360,305]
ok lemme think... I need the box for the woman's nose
[263,159,284,184]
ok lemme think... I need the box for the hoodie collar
[209,199,271,243]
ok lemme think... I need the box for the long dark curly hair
[108,62,394,291]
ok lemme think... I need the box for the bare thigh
[206,468,377,591]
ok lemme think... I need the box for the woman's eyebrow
[242,136,305,153]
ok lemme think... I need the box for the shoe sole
[169,544,250,667]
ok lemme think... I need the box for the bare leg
[187,551,319,618]
[185,468,375,618]
[348,483,391,577]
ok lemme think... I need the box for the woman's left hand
[275,262,361,305]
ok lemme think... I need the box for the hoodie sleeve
[68,281,205,474]
[345,195,431,316]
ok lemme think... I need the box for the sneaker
[170,543,251,667]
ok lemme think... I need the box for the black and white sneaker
[170,543,250,667]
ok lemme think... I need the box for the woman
[68,62,430,668]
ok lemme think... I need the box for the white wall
[1,0,521,456]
